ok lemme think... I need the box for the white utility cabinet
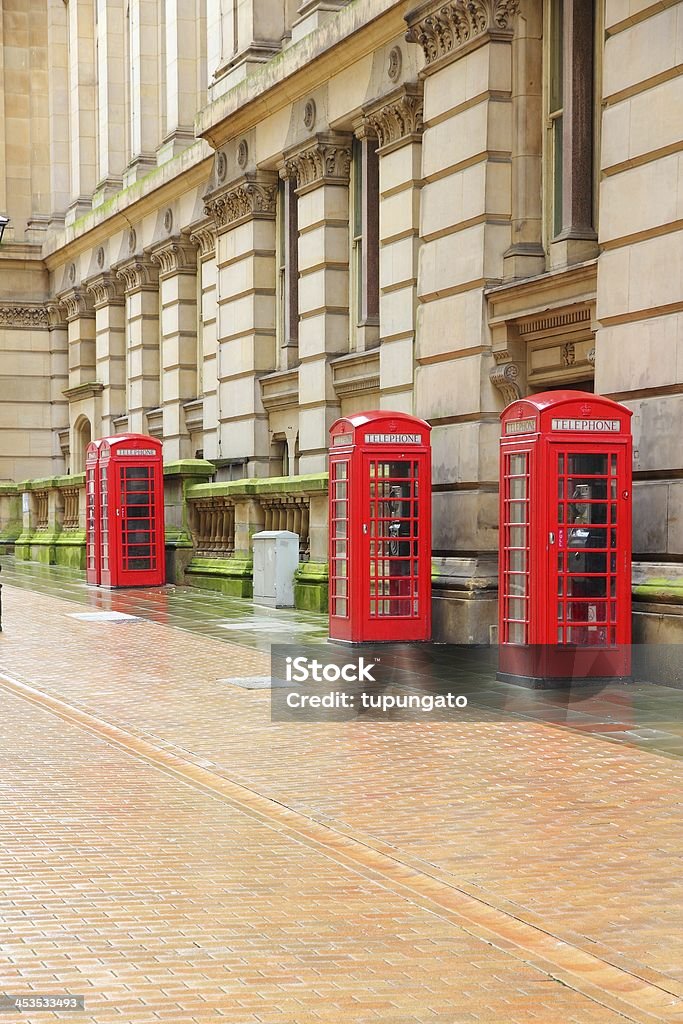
[252,530,299,608]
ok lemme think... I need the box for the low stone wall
[184,473,329,612]
[12,474,87,569]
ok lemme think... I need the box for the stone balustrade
[184,473,328,610]
[8,474,87,568]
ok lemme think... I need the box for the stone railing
[184,473,328,609]
[0,484,22,553]
[11,474,87,568]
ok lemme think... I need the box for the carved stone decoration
[204,175,278,230]
[0,304,50,329]
[149,237,197,277]
[46,303,68,330]
[67,262,76,284]
[96,246,105,269]
[59,289,95,322]
[114,257,159,293]
[405,0,520,67]
[561,342,576,367]
[365,85,424,149]
[587,346,596,367]
[280,134,352,192]
[303,99,316,130]
[388,45,402,81]
[84,273,124,309]
[237,139,249,169]
[163,208,174,234]
[127,228,137,252]
[189,220,217,257]
[216,150,227,182]
[490,351,522,405]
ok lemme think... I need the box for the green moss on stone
[294,561,329,613]
[184,556,253,598]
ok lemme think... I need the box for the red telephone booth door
[85,447,101,585]
[108,460,164,587]
[549,443,631,659]
[361,451,430,642]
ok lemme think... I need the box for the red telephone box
[85,438,106,584]
[92,434,165,588]
[498,391,632,686]
[329,411,431,643]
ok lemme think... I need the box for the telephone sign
[328,411,432,643]
[498,391,633,686]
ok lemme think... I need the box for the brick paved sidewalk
[1,574,682,1022]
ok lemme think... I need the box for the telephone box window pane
[509,454,527,475]
[507,598,526,619]
[335,598,347,616]
[335,481,347,499]
[508,572,527,595]
[568,454,608,476]
[509,526,527,547]
[335,580,347,597]
[508,622,526,644]
[610,454,618,475]
[509,549,526,573]
[510,477,527,499]
[509,502,527,524]
[335,461,348,480]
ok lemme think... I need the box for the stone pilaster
[282,133,352,473]
[46,0,70,225]
[46,303,69,473]
[65,0,97,223]
[204,173,278,476]
[149,237,198,460]
[59,288,96,390]
[406,0,519,642]
[502,1,545,279]
[84,273,126,435]
[189,221,218,460]
[365,84,424,412]
[211,0,292,94]
[159,0,198,161]
[125,0,160,183]
[94,0,126,203]
[291,0,347,44]
[113,257,160,434]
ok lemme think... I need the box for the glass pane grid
[502,453,530,645]
[368,461,419,619]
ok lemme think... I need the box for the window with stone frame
[349,132,379,351]
[543,0,600,262]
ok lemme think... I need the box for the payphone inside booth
[498,391,633,686]
[328,411,432,644]
[97,435,165,588]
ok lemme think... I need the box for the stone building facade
[1,0,682,644]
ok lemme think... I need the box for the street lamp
[0,215,9,244]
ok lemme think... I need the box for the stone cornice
[63,381,105,402]
[364,84,424,150]
[148,236,197,278]
[84,272,124,309]
[405,0,519,69]
[188,220,217,257]
[281,133,352,194]
[58,288,95,322]
[0,303,49,330]
[203,173,278,231]
[113,257,159,293]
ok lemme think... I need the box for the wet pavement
[0,556,682,1023]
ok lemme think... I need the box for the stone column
[212,0,295,91]
[160,0,198,161]
[125,0,160,183]
[149,237,198,460]
[204,173,278,476]
[65,0,97,223]
[405,0,518,643]
[46,303,70,473]
[282,133,352,473]
[84,273,126,435]
[189,221,219,461]
[502,1,545,279]
[46,0,70,228]
[366,85,424,412]
[291,0,346,43]
[94,0,126,203]
[114,257,160,434]
[46,0,71,226]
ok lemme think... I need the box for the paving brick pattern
[1,581,682,1021]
